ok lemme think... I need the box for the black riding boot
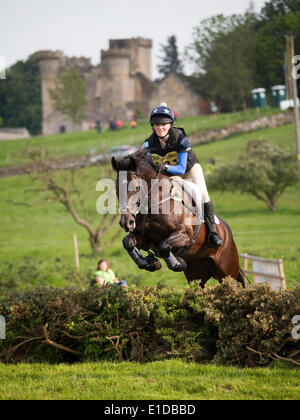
[204,201,223,247]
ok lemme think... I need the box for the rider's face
[153,123,172,139]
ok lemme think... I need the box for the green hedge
[0,278,299,367]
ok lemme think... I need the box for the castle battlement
[36,37,204,135]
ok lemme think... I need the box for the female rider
[142,104,223,248]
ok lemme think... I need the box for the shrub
[0,279,299,367]
[207,140,298,212]
[202,278,300,367]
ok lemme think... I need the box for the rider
[142,104,223,248]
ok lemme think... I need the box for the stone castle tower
[37,38,207,135]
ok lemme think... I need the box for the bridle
[119,169,162,219]
[119,167,202,246]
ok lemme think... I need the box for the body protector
[143,127,198,173]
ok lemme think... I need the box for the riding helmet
[150,105,175,125]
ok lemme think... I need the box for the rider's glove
[155,162,168,173]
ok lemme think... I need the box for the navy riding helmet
[150,105,175,125]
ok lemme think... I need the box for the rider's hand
[156,162,167,173]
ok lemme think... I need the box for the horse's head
[112,150,157,232]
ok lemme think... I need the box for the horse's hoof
[146,258,162,272]
[173,257,187,272]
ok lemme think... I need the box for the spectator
[116,120,123,130]
[96,120,102,133]
[109,118,117,131]
[210,101,218,118]
[90,259,127,287]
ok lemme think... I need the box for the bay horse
[112,150,245,288]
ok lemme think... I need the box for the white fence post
[0,315,6,340]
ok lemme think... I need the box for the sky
[0,0,268,79]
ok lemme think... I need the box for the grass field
[0,119,299,290]
[0,360,299,400]
[0,112,299,401]
[0,107,281,168]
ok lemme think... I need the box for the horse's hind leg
[159,226,192,272]
[236,268,248,288]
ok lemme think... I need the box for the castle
[37,38,209,135]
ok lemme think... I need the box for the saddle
[170,177,204,222]
[170,177,220,225]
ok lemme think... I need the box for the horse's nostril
[128,220,135,225]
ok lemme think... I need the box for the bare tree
[26,159,121,253]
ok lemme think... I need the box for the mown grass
[0,360,299,400]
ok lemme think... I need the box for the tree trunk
[267,197,276,212]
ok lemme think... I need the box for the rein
[120,169,201,246]
[119,170,161,217]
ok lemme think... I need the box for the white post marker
[73,233,80,271]
[0,315,6,340]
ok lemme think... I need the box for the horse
[112,150,246,288]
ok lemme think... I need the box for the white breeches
[183,163,210,204]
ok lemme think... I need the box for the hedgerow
[0,278,299,367]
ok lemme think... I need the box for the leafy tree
[157,35,184,78]
[254,1,300,90]
[260,0,300,21]
[207,140,298,212]
[187,14,257,111]
[0,53,42,135]
[49,67,86,124]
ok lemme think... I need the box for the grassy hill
[0,107,281,168]
[0,111,299,292]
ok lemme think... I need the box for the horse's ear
[111,156,118,172]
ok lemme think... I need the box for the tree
[0,53,42,135]
[26,156,121,254]
[49,67,86,124]
[254,1,300,90]
[157,35,184,78]
[186,14,257,111]
[260,0,300,21]
[207,140,298,212]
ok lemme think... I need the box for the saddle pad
[171,177,204,222]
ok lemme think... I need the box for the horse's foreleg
[159,226,192,272]
[122,234,161,272]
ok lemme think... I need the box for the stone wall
[189,112,294,146]
[0,128,30,141]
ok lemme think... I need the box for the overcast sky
[1,0,268,79]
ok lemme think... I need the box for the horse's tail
[237,267,248,288]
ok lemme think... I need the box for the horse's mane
[112,149,155,173]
